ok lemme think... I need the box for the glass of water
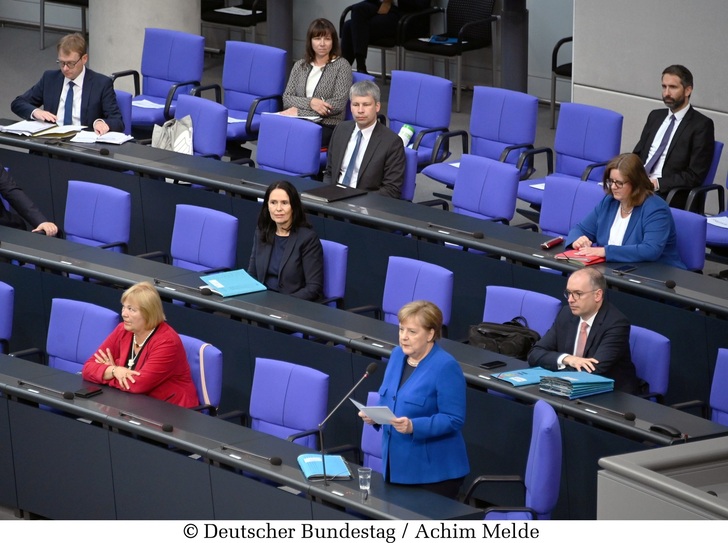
[358,467,372,494]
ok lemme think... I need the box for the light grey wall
[573,0,728,193]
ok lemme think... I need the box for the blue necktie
[63,81,74,126]
[644,114,676,174]
[341,130,363,187]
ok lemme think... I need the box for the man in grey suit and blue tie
[322,80,405,199]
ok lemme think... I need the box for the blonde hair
[121,281,165,328]
[397,300,443,341]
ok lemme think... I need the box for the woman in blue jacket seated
[359,300,469,499]
[566,153,686,268]
[248,180,324,301]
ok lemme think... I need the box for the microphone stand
[317,363,377,486]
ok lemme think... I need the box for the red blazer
[82,322,198,408]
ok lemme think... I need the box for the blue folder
[200,269,266,297]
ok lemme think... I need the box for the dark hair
[257,180,310,244]
[304,18,340,64]
[662,64,693,89]
[603,153,654,207]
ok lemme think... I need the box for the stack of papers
[0,120,85,137]
[493,367,555,387]
[539,371,614,399]
[71,131,133,145]
[297,454,352,481]
[200,269,266,297]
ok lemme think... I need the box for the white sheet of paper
[530,183,546,190]
[228,116,246,124]
[133,99,165,109]
[215,7,253,16]
[707,216,728,229]
[350,398,395,425]
[448,162,460,168]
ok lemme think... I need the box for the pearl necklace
[407,358,420,368]
[133,328,155,349]
[620,205,633,215]
[128,328,155,368]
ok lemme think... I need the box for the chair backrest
[382,256,453,327]
[0,281,14,354]
[482,286,561,337]
[141,28,205,101]
[470,86,539,168]
[446,0,496,45]
[46,298,119,374]
[701,140,724,188]
[670,208,707,272]
[452,154,520,222]
[710,349,728,426]
[170,204,238,272]
[345,72,376,122]
[179,333,223,412]
[553,103,623,181]
[223,41,287,117]
[114,89,133,136]
[629,325,670,399]
[523,400,562,519]
[175,94,228,159]
[387,71,452,161]
[64,180,131,252]
[256,114,322,177]
[539,177,605,237]
[361,391,383,473]
[320,240,348,308]
[249,358,329,449]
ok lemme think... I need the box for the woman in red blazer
[82,281,198,408]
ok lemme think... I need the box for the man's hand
[378,0,393,15]
[563,355,599,373]
[32,222,58,236]
[93,119,110,136]
[32,109,56,123]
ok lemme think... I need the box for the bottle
[397,124,414,146]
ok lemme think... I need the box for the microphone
[118,410,173,432]
[153,277,211,295]
[612,269,676,289]
[17,380,75,400]
[220,445,282,466]
[575,399,636,421]
[427,222,484,239]
[317,362,378,485]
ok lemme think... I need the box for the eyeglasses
[563,289,599,300]
[56,58,82,69]
[605,178,629,189]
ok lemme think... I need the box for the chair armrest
[191,83,222,103]
[339,4,354,34]
[411,125,449,153]
[163,79,202,120]
[111,70,140,96]
[639,392,665,404]
[136,250,170,264]
[686,184,725,213]
[670,399,709,419]
[552,37,573,71]
[463,474,525,504]
[9,347,46,365]
[319,295,344,309]
[398,7,445,42]
[200,266,232,275]
[246,94,283,137]
[431,130,469,166]
[580,160,608,181]
[286,428,319,443]
[233,158,255,166]
[324,443,362,464]
[515,223,539,232]
[517,147,553,176]
[483,505,538,517]
[217,409,248,426]
[348,305,383,320]
[500,144,535,179]
[457,15,498,43]
[191,403,218,417]
[417,198,450,211]
[97,241,128,253]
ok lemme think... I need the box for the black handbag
[468,317,541,360]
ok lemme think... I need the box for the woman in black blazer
[248,181,324,301]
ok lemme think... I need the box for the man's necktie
[63,81,74,126]
[644,114,676,173]
[341,130,363,187]
[575,321,588,358]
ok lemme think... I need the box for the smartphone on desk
[480,360,507,370]
[612,265,637,275]
[75,386,102,398]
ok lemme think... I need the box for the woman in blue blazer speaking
[566,153,686,268]
[360,301,469,498]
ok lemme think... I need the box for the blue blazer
[377,343,469,484]
[247,226,324,302]
[11,68,124,133]
[566,194,686,269]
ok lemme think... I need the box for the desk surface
[1,226,725,449]
[0,354,481,520]
[2,131,726,316]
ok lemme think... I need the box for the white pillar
[88,0,201,94]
